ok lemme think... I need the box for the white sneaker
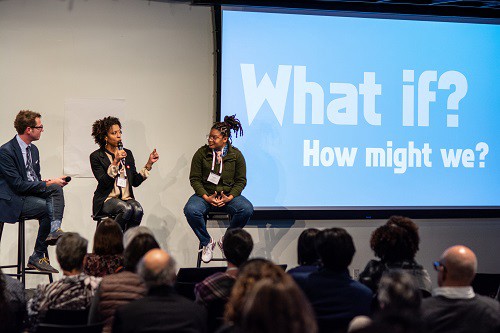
[201,238,216,263]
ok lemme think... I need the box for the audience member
[240,277,317,333]
[421,245,500,333]
[288,228,320,280]
[359,216,432,294]
[222,259,288,332]
[295,228,373,333]
[195,229,253,304]
[27,232,100,331]
[84,218,124,277]
[112,249,207,333]
[89,233,160,333]
[123,225,155,249]
[0,268,26,333]
[195,228,254,332]
[349,270,423,333]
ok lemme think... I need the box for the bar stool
[196,212,230,268]
[0,218,54,288]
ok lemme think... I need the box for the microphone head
[64,176,72,182]
[117,141,123,149]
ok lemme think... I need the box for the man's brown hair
[14,110,41,134]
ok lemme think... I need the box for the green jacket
[189,143,247,197]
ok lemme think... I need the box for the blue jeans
[184,194,254,246]
[20,184,64,254]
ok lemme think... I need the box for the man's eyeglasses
[206,134,222,141]
[433,261,446,272]
[31,126,44,130]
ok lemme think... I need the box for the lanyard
[211,150,223,175]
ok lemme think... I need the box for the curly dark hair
[370,216,420,262]
[14,110,41,134]
[212,114,243,140]
[91,116,121,148]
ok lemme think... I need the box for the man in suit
[112,248,207,333]
[0,110,68,273]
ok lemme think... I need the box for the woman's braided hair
[212,114,243,141]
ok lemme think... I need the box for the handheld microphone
[64,176,71,182]
[117,141,126,165]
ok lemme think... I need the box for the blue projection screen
[219,6,500,216]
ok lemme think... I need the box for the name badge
[207,172,221,185]
[117,176,127,188]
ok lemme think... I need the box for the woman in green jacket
[184,115,253,263]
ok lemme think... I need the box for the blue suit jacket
[0,136,47,223]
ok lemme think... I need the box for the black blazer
[90,148,146,216]
[112,286,207,333]
[0,136,47,222]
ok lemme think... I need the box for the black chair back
[42,308,90,325]
[36,322,103,333]
[175,267,227,300]
[471,273,500,299]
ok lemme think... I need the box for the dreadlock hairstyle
[91,116,122,148]
[212,114,244,141]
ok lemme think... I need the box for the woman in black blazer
[90,116,159,230]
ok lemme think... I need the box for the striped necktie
[26,146,39,181]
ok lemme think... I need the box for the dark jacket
[189,143,246,198]
[112,285,207,333]
[90,148,146,216]
[294,268,373,333]
[0,136,47,223]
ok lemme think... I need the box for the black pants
[102,198,143,231]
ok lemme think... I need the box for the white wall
[1,0,499,289]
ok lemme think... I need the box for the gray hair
[123,226,155,249]
[137,255,177,289]
[56,232,88,272]
[377,270,421,311]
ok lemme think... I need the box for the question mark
[475,142,489,168]
[438,71,468,128]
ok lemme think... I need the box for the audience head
[297,228,320,266]
[123,226,155,249]
[370,216,420,263]
[436,245,477,287]
[225,258,287,325]
[56,232,88,273]
[223,228,254,267]
[315,228,355,271]
[241,277,318,333]
[93,218,124,256]
[377,270,421,312]
[124,233,160,272]
[137,249,176,289]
